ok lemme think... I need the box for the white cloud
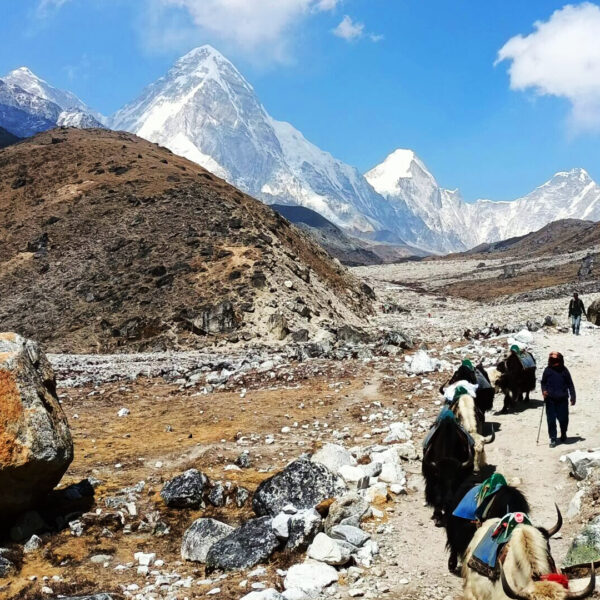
[36,0,71,17]
[497,2,600,133]
[144,0,340,62]
[333,15,364,41]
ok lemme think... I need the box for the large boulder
[563,515,600,568]
[587,299,600,326]
[253,457,345,517]
[0,333,73,518]
[205,517,280,571]
[181,518,234,563]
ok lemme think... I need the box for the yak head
[501,564,595,600]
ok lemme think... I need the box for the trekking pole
[536,402,545,445]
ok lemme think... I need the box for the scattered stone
[181,518,235,563]
[325,493,369,531]
[311,444,357,475]
[407,350,439,374]
[236,486,250,508]
[330,524,370,547]
[365,483,388,504]
[286,509,322,551]
[383,422,412,444]
[284,560,339,596]
[208,482,226,507]
[378,463,406,486]
[564,449,600,480]
[117,407,130,417]
[241,589,285,600]
[160,469,208,508]
[206,517,280,571]
[307,532,352,566]
[0,556,15,578]
[23,534,43,553]
[253,457,344,517]
[236,451,251,468]
[338,465,370,489]
[134,552,156,566]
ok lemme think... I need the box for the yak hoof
[448,554,459,575]
[432,511,445,528]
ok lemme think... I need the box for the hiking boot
[550,439,557,448]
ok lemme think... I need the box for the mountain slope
[0,68,104,137]
[0,126,20,148]
[112,46,397,236]
[271,204,383,266]
[0,127,373,352]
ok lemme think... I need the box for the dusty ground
[2,258,600,600]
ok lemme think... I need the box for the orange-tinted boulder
[0,333,73,517]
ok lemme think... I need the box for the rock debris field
[1,258,600,600]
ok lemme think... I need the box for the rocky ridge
[0,127,373,352]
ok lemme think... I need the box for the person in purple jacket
[541,351,576,448]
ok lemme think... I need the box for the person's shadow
[561,436,586,445]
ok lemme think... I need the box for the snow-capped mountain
[366,150,600,251]
[365,149,470,252]
[112,46,400,235]
[0,67,104,137]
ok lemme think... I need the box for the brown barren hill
[0,127,373,352]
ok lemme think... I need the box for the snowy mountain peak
[365,148,433,193]
[2,65,105,126]
[551,167,591,182]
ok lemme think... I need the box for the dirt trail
[377,326,600,600]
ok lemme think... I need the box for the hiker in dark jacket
[541,351,576,448]
[568,292,585,335]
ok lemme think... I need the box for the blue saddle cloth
[473,525,503,570]
[453,485,481,520]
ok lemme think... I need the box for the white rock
[284,560,339,595]
[311,444,357,475]
[272,513,292,539]
[383,422,412,444]
[364,483,388,504]
[117,407,130,417]
[134,552,156,566]
[369,447,402,465]
[307,533,352,566]
[407,351,440,374]
[378,463,406,486]
[338,465,370,489]
[282,588,310,600]
[567,489,585,519]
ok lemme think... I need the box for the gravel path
[370,325,600,600]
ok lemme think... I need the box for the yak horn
[566,564,596,599]
[500,565,529,600]
[483,429,495,445]
[546,504,563,538]
[461,458,473,469]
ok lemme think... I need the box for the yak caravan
[1,2,600,600]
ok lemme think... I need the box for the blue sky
[1,0,599,201]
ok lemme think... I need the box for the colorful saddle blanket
[453,473,508,521]
[469,512,532,579]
